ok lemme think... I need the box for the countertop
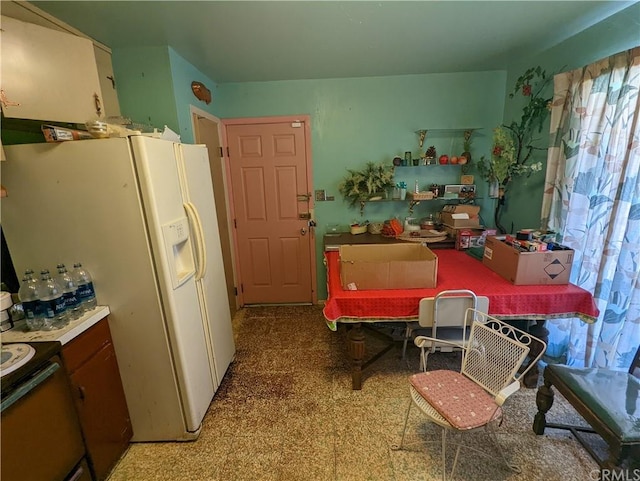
[323,232,455,251]
[1,306,110,346]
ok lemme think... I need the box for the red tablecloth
[323,249,599,329]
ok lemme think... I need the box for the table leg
[524,320,549,388]
[346,323,365,390]
[533,377,554,434]
[604,445,624,470]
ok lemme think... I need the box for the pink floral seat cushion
[410,370,502,430]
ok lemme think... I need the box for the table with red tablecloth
[322,249,599,389]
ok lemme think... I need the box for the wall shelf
[358,196,479,216]
[395,163,467,167]
[414,128,481,148]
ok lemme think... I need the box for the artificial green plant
[478,66,552,187]
[338,161,395,207]
[477,66,554,232]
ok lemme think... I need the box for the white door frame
[190,105,239,310]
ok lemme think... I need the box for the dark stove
[1,341,62,396]
[1,341,91,481]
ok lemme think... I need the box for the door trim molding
[190,107,239,309]
[222,114,317,305]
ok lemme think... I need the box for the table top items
[323,249,598,330]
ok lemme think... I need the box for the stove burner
[0,344,36,377]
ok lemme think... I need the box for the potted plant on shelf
[424,145,437,164]
[477,66,552,233]
[460,130,472,164]
[338,161,395,207]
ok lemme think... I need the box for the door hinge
[226,146,230,157]
[240,283,244,293]
[219,146,223,158]
[234,287,238,296]
[234,219,237,228]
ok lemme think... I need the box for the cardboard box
[442,225,485,238]
[440,204,481,228]
[442,204,481,216]
[440,213,481,228]
[482,236,573,285]
[339,243,438,290]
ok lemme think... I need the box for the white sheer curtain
[541,47,640,369]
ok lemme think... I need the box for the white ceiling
[25,1,638,84]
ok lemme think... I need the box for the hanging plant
[477,66,553,232]
[338,161,395,207]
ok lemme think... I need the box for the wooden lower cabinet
[62,317,133,481]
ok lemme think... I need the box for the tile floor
[107,305,616,481]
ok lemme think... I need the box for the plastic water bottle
[73,263,96,312]
[57,263,82,320]
[39,269,69,329]
[18,269,45,331]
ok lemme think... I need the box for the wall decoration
[191,81,212,104]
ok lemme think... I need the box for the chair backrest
[461,309,546,397]
[418,290,489,328]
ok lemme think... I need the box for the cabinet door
[94,46,121,118]
[0,15,103,123]
[70,342,133,481]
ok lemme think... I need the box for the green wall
[111,46,179,133]
[215,72,507,299]
[108,2,639,302]
[111,46,219,144]
[167,47,219,144]
[499,2,640,233]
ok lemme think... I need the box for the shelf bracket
[417,130,427,148]
[408,200,420,214]
[360,201,366,217]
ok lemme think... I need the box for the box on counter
[339,243,438,290]
[440,204,481,228]
[482,236,573,285]
[443,226,495,247]
[456,228,496,250]
[442,204,481,216]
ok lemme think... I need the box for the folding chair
[401,289,489,369]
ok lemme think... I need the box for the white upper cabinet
[94,46,121,119]
[1,15,104,123]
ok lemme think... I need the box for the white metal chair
[393,308,547,480]
[401,290,489,368]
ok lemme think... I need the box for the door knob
[300,228,307,236]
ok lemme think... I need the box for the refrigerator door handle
[184,201,207,280]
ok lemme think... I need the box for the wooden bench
[533,346,640,468]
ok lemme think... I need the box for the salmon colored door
[226,119,314,304]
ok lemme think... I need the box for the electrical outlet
[315,190,326,201]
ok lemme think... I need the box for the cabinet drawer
[63,318,112,374]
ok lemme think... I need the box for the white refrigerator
[1,135,236,442]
